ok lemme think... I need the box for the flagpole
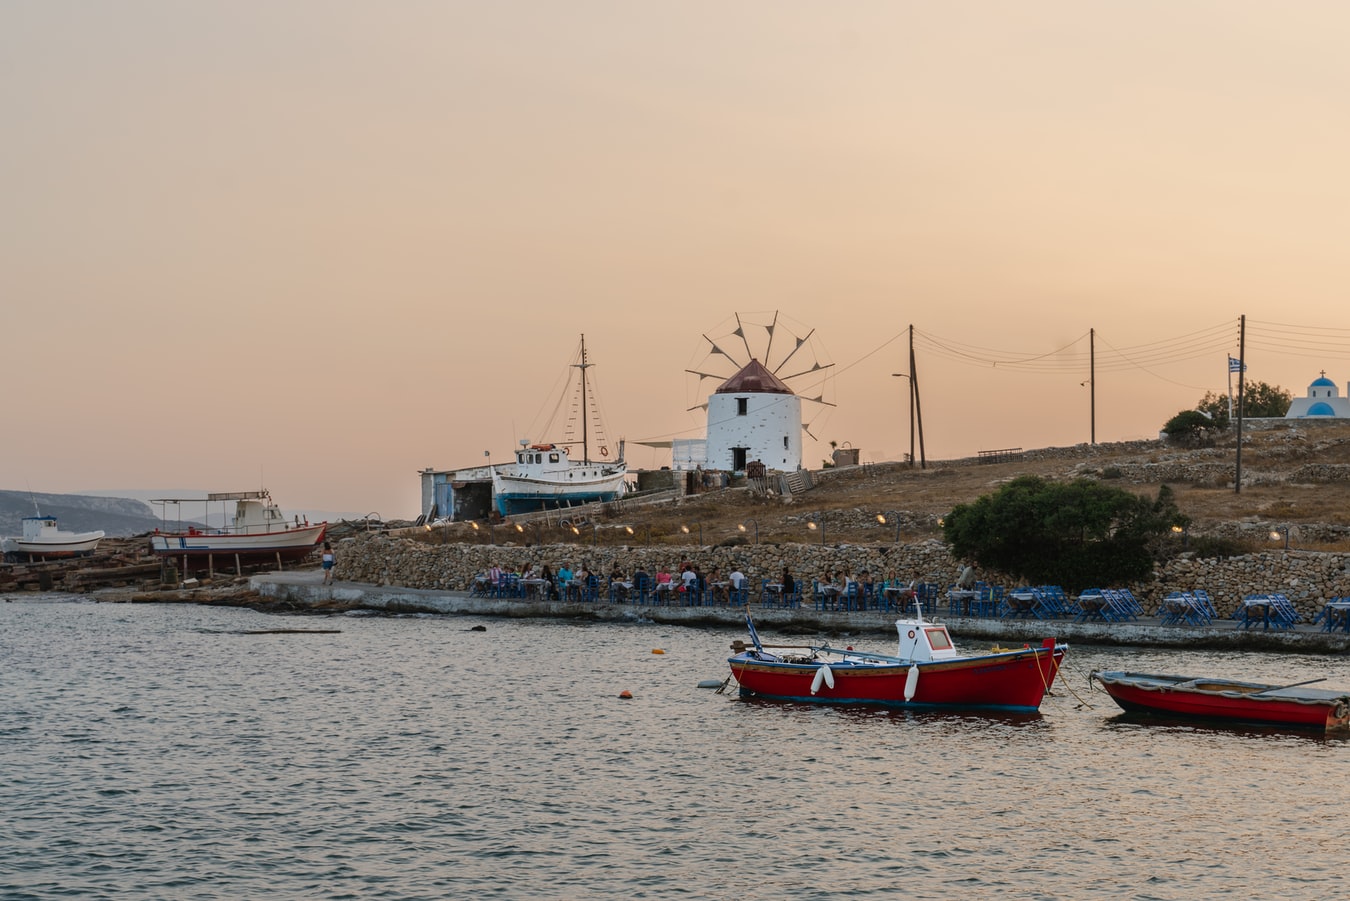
[1227,357,1234,421]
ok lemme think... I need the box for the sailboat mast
[576,334,591,463]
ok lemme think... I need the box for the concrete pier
[252,572,1350,653]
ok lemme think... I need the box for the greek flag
[1228,356,1246,373]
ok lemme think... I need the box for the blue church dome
[1312,377,1335,388]
[1307,402,1336,416]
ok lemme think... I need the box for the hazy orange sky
[6,2,1350,518]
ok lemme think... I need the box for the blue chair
[757,579,774,608]
[1267,593,1301,629]
[1191,589,1217,620]
[730,579,750,606]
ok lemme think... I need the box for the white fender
[904,664,920,701]
[810,664,835,695]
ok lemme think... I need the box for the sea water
[3,594,1348,900]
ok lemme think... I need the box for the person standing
[321,542,336,584]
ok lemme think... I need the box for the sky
[6,1,1350,519]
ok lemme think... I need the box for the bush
[1188,535,1254,559]
[942,476,1184,592]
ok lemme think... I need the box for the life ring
[600,446,609,457]
[907,630,916,639]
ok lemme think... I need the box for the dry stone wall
[332,533,1350,621]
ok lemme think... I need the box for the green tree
[942,476,1184,592]
[1162,409,1223,448]
[1238,381,1292,418]
[1196,391,1231,429]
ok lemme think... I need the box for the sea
[4,594,1348,901]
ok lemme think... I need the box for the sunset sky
[6,2,1350,519]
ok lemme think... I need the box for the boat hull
[492,470,626,516]
[8,532,105,557]
[148,523,327,565]
[1092,671,1350,733]
[730,642,1064,713]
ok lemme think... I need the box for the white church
[1285,372,1350,419]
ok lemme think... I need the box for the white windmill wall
[706,392,802,472]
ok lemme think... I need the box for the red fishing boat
[727,611,1065,712]
[1091,671,1350,733]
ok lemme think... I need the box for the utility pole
[1090,328,1096,444]
[910,324,927,469]
[1235,315,1246,494]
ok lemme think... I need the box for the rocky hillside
[454,418,1350,551]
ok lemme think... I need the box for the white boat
[3,515,105,558]
[148,490,326,568]
[492,441,627,516]
[491,335,627,516]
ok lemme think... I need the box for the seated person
[706,566,727,601]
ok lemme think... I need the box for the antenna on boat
[27,483,40,516]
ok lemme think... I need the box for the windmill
[685,311,836,442]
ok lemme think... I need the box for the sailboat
[491,335,627,516]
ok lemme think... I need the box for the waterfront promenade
[252,571,1350,653]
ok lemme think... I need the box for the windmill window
[737,398,748,415]
[783,436,789,449]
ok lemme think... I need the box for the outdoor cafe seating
[1072,588,1142,623]
[1236,593,1301,631]
[1001,586,1076,620]
[1319,598,1350,633]
[1157,591,1212,626]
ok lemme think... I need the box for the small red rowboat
[1090,671,1350,733]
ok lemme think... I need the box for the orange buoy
[619,690,633,699]
[652,649,665,655]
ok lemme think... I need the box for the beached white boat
[148,490,326,568]
[492,441,627,516]
[491,335,627,516]
[3,515,105,558]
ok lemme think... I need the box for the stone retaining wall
[331,533,1350,621]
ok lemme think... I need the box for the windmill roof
[715,359,793,395]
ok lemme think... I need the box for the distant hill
[0,490,171,538]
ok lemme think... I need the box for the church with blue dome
[1285,372,1350,418]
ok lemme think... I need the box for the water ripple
[3,598,1348,898]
